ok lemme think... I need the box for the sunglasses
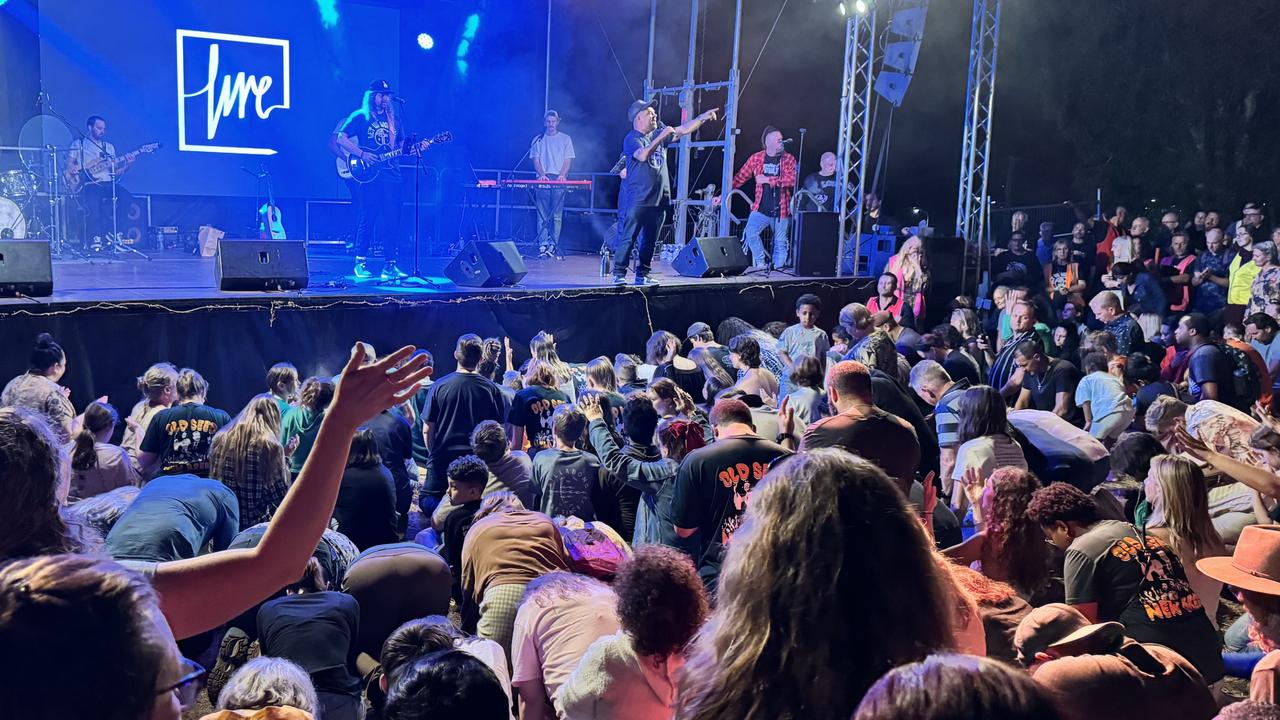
[156,657,207,710]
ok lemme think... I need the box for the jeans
[743,211,791,268]
[356,178,403,262]
[1225,612,1257,653]
[614,205,663,278]
[534,187,567,254]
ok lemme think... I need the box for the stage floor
[4,250,844,307]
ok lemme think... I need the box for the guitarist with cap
[336,79,412,279]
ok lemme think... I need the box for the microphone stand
[37,91,94,259]
[383,100,434,287]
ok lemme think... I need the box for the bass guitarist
[68,115,132,248]
[336,79,411,279]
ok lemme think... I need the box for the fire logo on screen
[176,29,291,156]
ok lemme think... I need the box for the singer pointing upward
[717,126,797,270]
[613,98,719,286]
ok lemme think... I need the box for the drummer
[68,116,133,245]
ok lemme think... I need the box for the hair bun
[35,333,56,348]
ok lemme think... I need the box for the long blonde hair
[677,449,955,719]
[1148,455,1226,560]
[895,235,927,287]
[209,395,288,492]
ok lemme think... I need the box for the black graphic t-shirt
[340,110,403,180]
[670,436,790,585]
[759,154,784,217]
[623,129,675,208]
[140,403,233,476]
[1065,520,1224,682]
[801,171,838,212]
[991,249,1040,289]
[507,385,571,456]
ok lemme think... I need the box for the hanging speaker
[444,240,528,287]
[216,239,310,291]
[671,236,750,278]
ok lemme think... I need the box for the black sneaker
[206,626,251,705]
[634,276,660,287]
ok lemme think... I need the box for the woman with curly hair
[560,546,710,719]
[944,467,1052,603]
[677,449,956,718]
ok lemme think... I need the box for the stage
[0,250,874,415]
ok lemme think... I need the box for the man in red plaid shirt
[717,126,797,270]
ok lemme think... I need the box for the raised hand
[1253,401,1279,431]
[578,393,604,422]
[329,344,432,427]
[962,466,985,506]
[1175,427,1211,458]
[779,395,796,438]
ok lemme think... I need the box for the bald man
[800,151,838,212]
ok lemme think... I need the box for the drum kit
[1,112,142,259]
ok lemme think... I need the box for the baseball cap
[687,321,712,340]
[1013,603,1125,666]
[628,98,657,123]
[369,79,395,94]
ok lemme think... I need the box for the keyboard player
[530,110,577,259]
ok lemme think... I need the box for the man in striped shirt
[989,301,1039,401]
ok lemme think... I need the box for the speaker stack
[0,240,53,296]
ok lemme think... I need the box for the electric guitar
[65,142,160,195]
[341,131,452,184]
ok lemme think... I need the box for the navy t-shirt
[1187,344,1240,408]
[508,385,571,456]
[339,109,404,181]
[105,474,240,563]
[622,129,674,208]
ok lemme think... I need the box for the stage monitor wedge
[216,239,310,291]
[0,240,54,297]
[445,240,529,288]
[671,236,750,278]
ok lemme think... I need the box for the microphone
[35,90,44,108]
[392,96,407,104]
[782,138,795,145]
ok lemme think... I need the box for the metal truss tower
[834,5,877,278]
[646,0,743,246]
[954,0,1002,293]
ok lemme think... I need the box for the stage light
[417,33,435,50]
[456,13,479,76]
[838,2,847,15]
[314,0,339,28]
[855,0,868,14]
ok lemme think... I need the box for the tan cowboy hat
[1198,524,1280,596]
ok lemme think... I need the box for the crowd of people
[5,201,1280,720]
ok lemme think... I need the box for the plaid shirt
[732,150,798,219]
[213,449,289,530]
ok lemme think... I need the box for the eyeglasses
[156,657,207,710]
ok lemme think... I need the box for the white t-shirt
[1075,371,1131,423]
[511,586,620,708]
[70,137,117,183]
[951,433,1028,481]
[531,132,576,177]
[558,632,681,720]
